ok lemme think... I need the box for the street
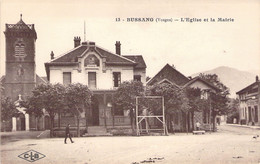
[1,124,260,164]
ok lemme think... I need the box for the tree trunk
[3,121,6,132]
[58,111,61,128]
[112,106,115,128]
[145,117,149,133]
[212,113,217,132]
[104,109,107,130]
[77,116,80,137]
[169,115,172,132]
[130,109,133,131]
[186,113,189,134]
[165,114,169,133]
[187,112,190,132]
[35,117,38,131]
[50,115,54,138]
[191,111,194,131]
[85,112,88,133]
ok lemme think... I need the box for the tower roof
[4,14,37,39]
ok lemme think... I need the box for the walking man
[64,124,74,144]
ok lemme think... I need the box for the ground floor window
[248,106,252,122]
[63,72,71,85]
[255,106,258,122]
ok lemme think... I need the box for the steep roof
[5,15,37,38]
[48,43,137,66]
[123,55,146,69]
[0,75,5,84]
[36,75,48,85]
[183,76,221,92]
[45,41,148,80]
[0,75,47,86]
[236,81,259,95]
[147,64,189,86]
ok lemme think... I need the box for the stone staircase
[82,126,112,137]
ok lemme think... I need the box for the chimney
[74,36,81,48]
[50,51,54,59]
[115,41,121,55]
[256,75,259,82]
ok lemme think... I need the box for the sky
[0,0,260,78]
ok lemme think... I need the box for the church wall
[5,32,36,101]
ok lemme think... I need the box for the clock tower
[4,14,37,101]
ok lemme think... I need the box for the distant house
[236,76,260,126]
[147,64,220,132]
[147,64,189,86]
[45,38,146,129]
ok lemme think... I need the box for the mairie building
[1,15,146,133]
[44,37,146,132]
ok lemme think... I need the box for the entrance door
[21,116,25,131]
[91,96,99,126]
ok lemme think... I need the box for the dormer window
[84,54,100,67]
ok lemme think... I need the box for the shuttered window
[63,72,71,85]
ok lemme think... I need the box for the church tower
[4,14,37,101]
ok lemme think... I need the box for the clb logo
[18,150,45,162]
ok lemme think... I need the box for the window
[113,72,121,87]
[255,106,258,122]
[63,72,71,85]
[88,72,96,89]
[134,75,141,82]
[248,106,252,122]
[201,90,208,99]
[14,38,26,59]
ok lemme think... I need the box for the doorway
[91,96,99,126]
[20,115,25,131]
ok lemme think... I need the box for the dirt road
[1,125,260,164]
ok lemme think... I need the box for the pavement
[1,130,50,145]
[225,123,260,130]
[1,124,260,164]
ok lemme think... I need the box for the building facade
[45,38,146,129]
[236,76,260,126]
[147,64,220,132]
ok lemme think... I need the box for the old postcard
[1,0,260,164]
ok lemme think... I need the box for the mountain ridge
[191,66,259,98]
